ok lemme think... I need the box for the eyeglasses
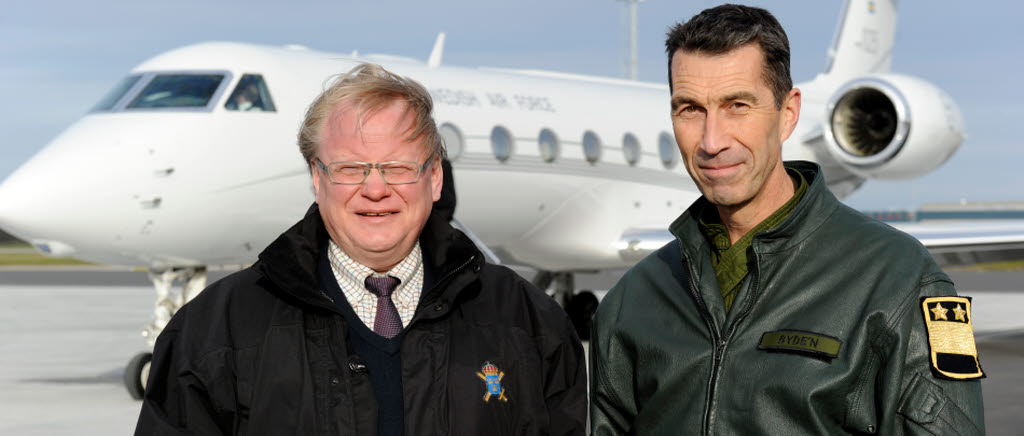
[315,158,433,185]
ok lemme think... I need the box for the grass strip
[0,253,94,266]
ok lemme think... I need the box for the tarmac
[0,267,1021,435]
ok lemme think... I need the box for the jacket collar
[255,203,483,310]
[671,161,841,259]
[416,210,484,303]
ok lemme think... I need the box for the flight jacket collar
[671,161,841,260]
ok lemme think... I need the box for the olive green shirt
[699,169,808,312]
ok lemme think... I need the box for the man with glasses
[136,63,586,435]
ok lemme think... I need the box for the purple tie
[365,275,402,338]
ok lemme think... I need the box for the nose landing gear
[125,351,152,400]
[124,266,207,400]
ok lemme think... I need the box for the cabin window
[439,123,464,160]
[622,133,641,166]
[659,132,679,168]
[538,128,559,163]
[491,125,514,162]
[224,74,276,112]
[582,131,602,164]
[91,75,142,111]
[127,73,226,109]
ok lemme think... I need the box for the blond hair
[298,63,444,169]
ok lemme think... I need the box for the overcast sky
[2,0,1021,210]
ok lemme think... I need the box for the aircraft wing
[617,220,1024,268]
[892,220,1024,267]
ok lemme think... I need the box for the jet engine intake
[822,74,964,180]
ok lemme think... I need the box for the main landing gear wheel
[125,351,153,400]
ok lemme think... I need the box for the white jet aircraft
[1,0,1022,399]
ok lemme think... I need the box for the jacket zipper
[679,251,721,435]
[408,255,477,326]
[431,255,477,295]
[686,247,762,435]
[319,289,334,304]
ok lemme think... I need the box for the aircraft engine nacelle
[822,74,965,180]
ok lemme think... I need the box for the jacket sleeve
[539,288,589,436]
[885,272,985,435]
[134,315,234,435]
[589,285,637,435]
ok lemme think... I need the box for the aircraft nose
[0,164,37,239]
[0,142,85,257]
[0,157,57,247]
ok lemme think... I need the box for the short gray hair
[297,63,444,169]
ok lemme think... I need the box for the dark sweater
[317,249,405,436]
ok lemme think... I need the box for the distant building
[863,201,1024,222]
[862,210,917,222]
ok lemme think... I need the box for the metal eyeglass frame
[315,158,433,185]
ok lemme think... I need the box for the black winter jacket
[135,205,587,435]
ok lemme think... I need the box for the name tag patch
[758,330,842,360]
[921,296,985,380]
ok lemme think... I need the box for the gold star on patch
[931,304,948,320]
[953,304,967,322]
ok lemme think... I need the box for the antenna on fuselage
[428,32,446,68]
[617,0,643,80]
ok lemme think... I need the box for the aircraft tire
[566,291,599,341]
[125,351,153,401]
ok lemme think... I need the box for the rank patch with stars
[921,296,985,380]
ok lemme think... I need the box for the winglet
[823,0,898,79]
[428,32,446,68]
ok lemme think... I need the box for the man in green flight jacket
[589,4,985,435]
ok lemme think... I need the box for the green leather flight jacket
[590,161,985,435]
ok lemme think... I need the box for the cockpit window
[224,74,276,112]
[127,74,226,109]
[91,75,142,111]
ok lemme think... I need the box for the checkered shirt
[327,240,424,329]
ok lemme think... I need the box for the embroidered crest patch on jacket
[476,362,509,402]
[920,296,985,380]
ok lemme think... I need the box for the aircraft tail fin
[428,32,446,68]
[823,0,898,79]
